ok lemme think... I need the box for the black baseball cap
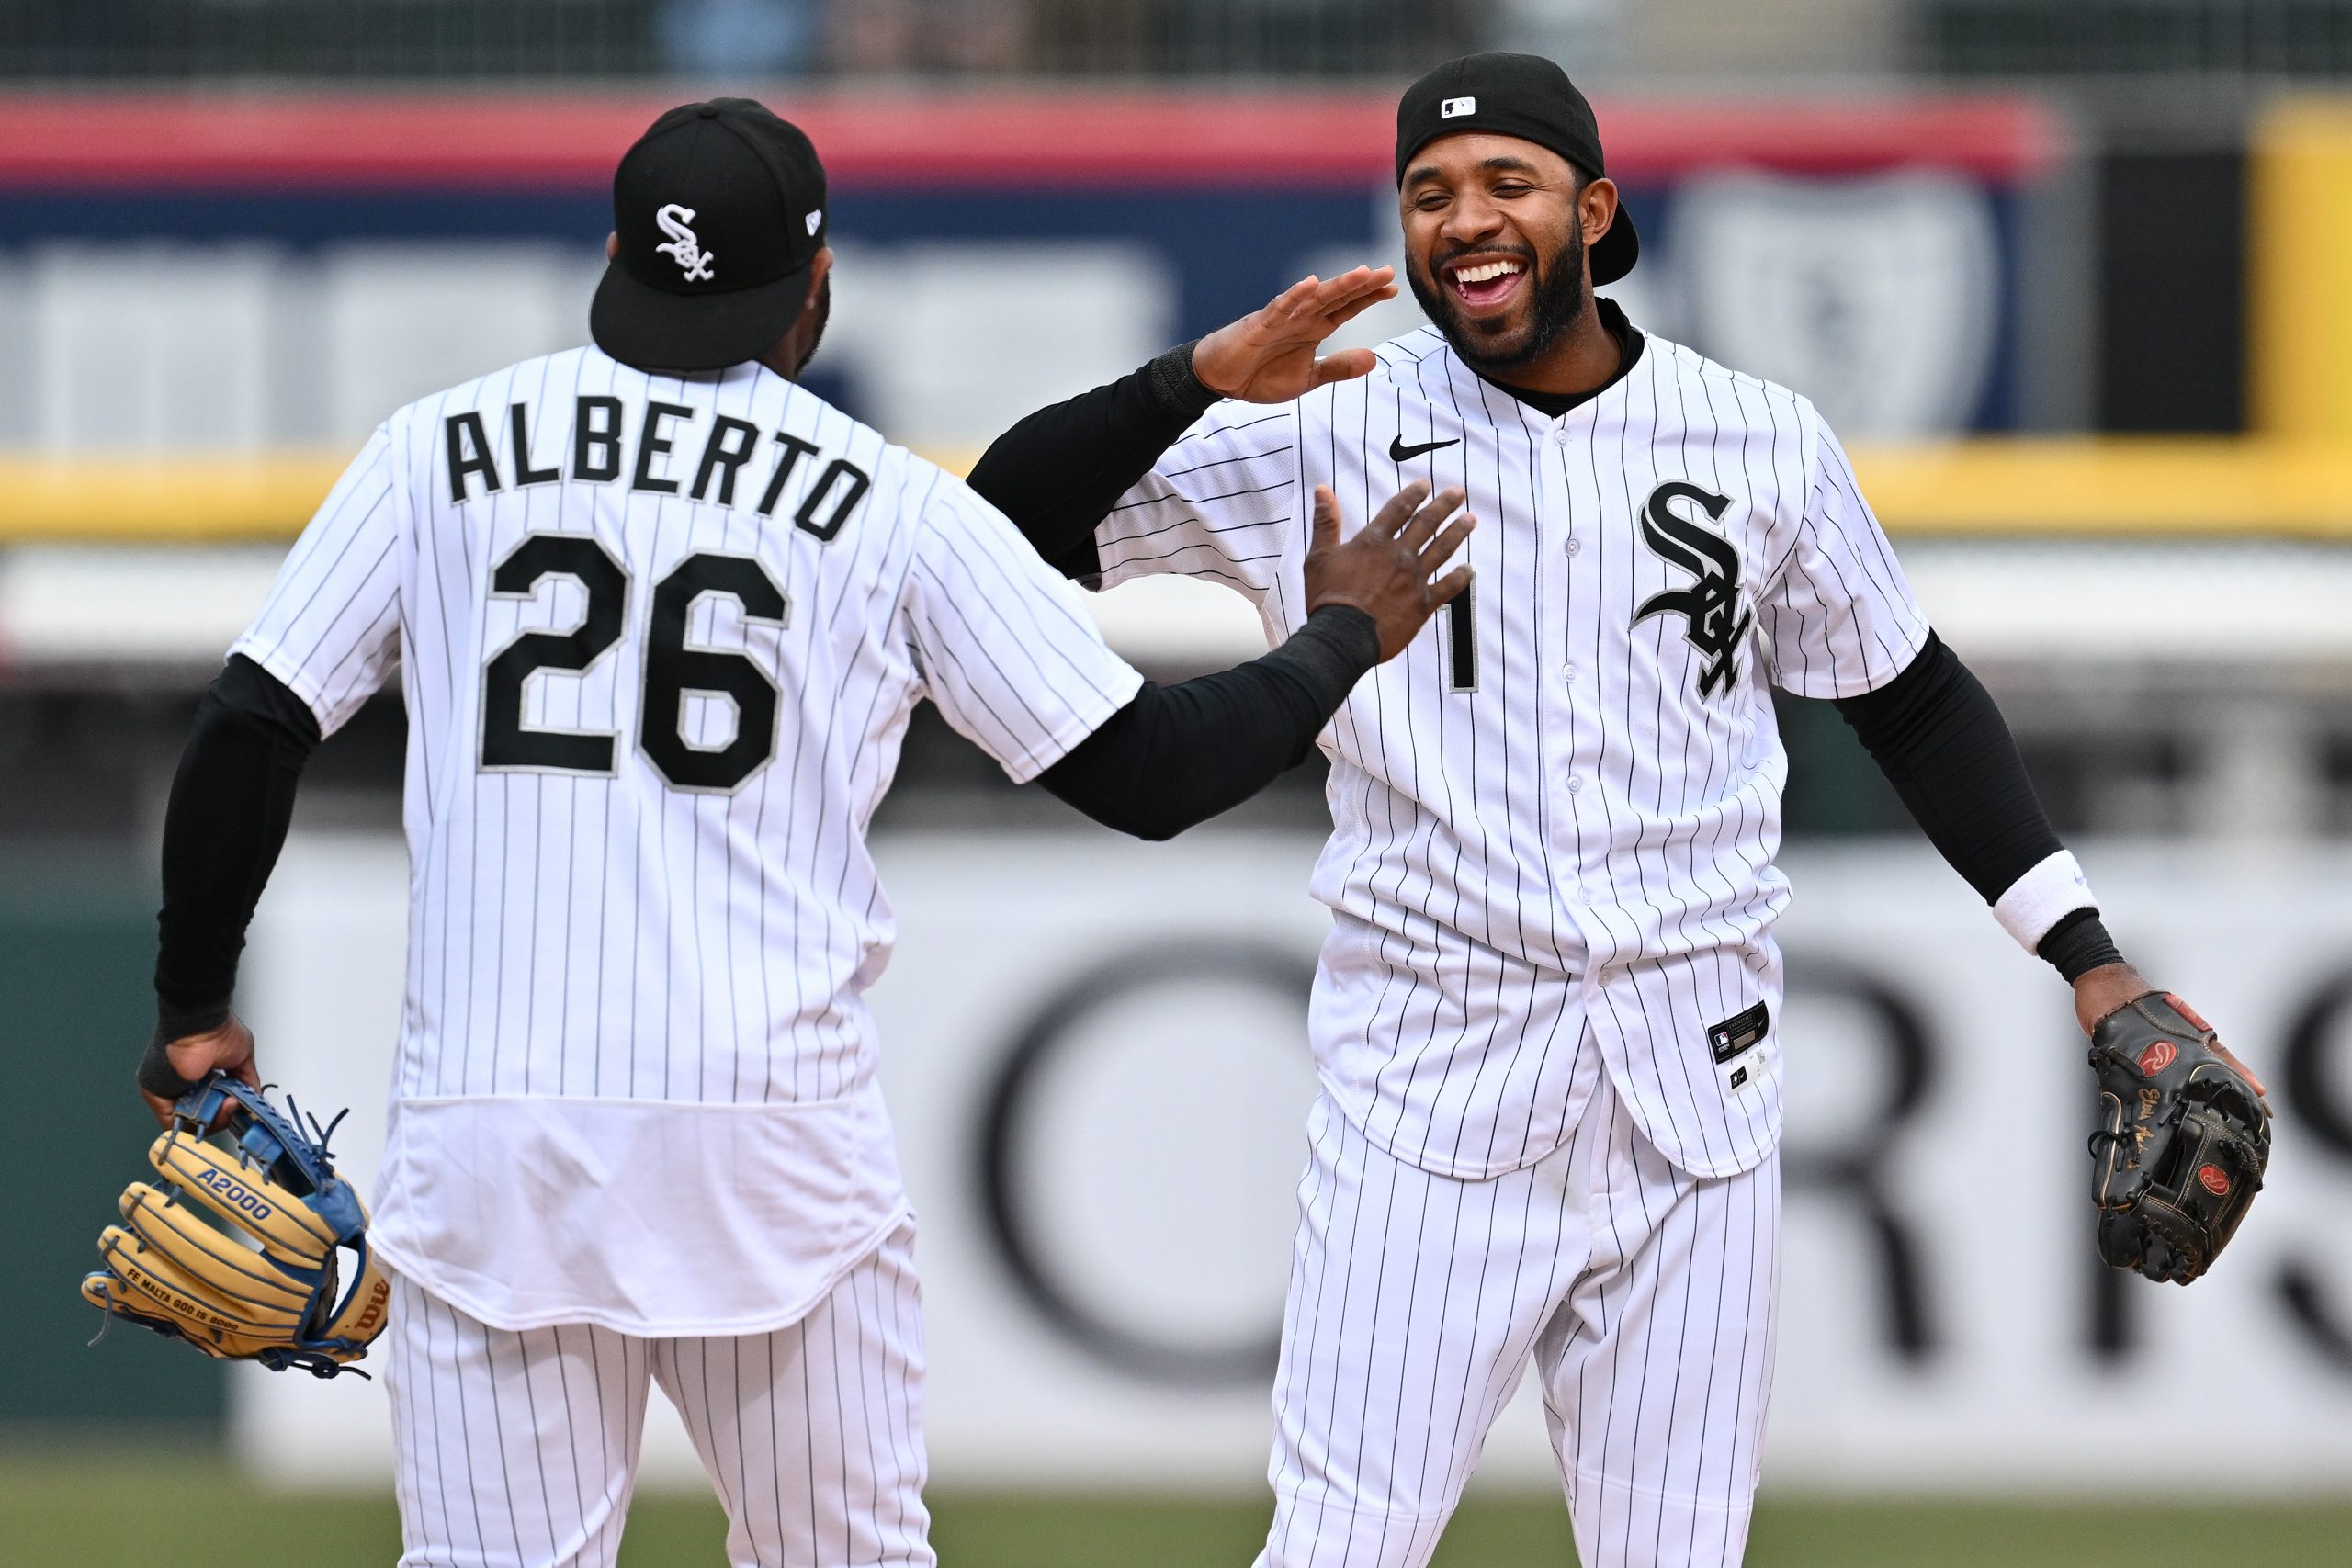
[1395,53,1639,286]
[591,98,829,373]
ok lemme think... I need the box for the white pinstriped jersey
[1095,323,1929,1179]
[233,346,1141,1333]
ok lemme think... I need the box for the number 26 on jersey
[479,535,788,795]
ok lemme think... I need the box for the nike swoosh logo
[1387,434,1461,463]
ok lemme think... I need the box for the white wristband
[1992,850,2096,954]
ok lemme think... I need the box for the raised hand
[1304,481,1476,661]
[1193,266,1400,404]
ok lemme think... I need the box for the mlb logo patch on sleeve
[1442,96,1476,118]
[1707,1002,1770,1091]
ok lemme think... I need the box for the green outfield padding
[3,857,225,1430]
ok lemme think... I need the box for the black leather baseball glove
[2087,993,2270,1285]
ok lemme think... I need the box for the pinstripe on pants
[385,1224,934,1568]
[1260,1074,1780,1568]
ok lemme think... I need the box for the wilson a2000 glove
[2087,993,2270,1286]
[84,1073,390,1377]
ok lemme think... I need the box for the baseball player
[133,99,1470,1568]
[967,52,2268,1568]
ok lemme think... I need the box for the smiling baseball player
[967,51,2267,1568]
[131,98,1469,1568]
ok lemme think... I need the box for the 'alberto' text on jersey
[442,396,871,544]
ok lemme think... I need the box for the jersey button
[1562,662,1578,683]
[1551,427,1571,446]
[1566,775,1584,793]
[1565,536,1582,558]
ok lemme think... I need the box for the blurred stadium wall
[6,0,2352,1508]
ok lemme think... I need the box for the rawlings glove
[2087,993,2270,1285]
[83,1072,390,1377]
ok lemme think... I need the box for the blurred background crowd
[6,3,2352,1565]
[19,0,2352,80]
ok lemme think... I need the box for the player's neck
[758,321,816,384]
[1487,292,1620,398]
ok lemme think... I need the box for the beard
[793,273,832,376]
[1407,221,1588,376]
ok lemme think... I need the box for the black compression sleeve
[1034,605,1377,840]
[152,655,321,1055]
[1832,634,2062,904]
[2038,908,2125,983]
[1831,634,2117,978]
[966,341,1217,583]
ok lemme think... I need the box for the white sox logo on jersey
[653,204,716,282]
[1634,480,1752,699]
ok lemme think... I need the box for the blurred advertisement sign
[0,92,2061,463]
[239,830,2349,1494]
[1670,173,2003,439]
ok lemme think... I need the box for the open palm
[1193,265,1399,404]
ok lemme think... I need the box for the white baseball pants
[1259,1076,1780,1568]
[383,1224,933,1568]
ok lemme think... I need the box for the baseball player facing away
[134,100,1471,1567]
[967,52,2268,1568]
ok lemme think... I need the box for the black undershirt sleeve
[1831,632,2120,981]
[145,654,321,1092]
[965,341,1216,583]
[2038,908,2123,984]
[1034,605,1377,840]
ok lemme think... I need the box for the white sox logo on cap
[653,204,716,282]
[1441,96,1476,118]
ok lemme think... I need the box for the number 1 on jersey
[1444,581,1477,693]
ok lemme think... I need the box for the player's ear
[1578,178,1619,250]
[605,231,618,262]
[801,247,833,317]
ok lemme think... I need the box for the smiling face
[1399,132,1617,375]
